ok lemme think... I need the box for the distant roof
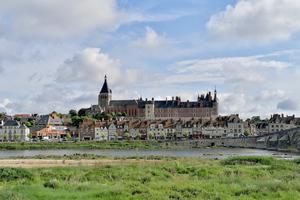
[14,114,32,118]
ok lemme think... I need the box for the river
[0,148,299,159]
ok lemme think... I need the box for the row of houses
[253,114,300,135]
[79,114,245,141]
[1,112,299,142]
[0,112,69,142]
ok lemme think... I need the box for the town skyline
[0,0,300,118]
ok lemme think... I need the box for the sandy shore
[0,159,163,168]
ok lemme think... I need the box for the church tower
[98,75,112,111]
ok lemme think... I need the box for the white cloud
[0,1,185,40]
[277,99,299,111]
[134,27,168,49]
[0,38,22,61]
[170,56,289,85]
[56,48,121,84]
[0,99,12,114]
[56,48,139,86]
[254,89,286,102]
[219,90,296,119]
[0,0,120,39]
[207,0,300,42]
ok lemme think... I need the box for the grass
[0,156,300,199]
[0,141,163,150]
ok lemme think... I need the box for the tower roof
[100,75,111,93]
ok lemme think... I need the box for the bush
[293,158,300,164]
[43,179,59,189]
[222,156,274,165]
[0,168,32,182]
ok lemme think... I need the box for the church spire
[100,75,110,93]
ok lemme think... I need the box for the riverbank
[0,141,162,150]
[0,158,164,168]
[0,156,299,200]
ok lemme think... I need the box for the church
[90,76,218,120]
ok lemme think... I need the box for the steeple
[98,75,112,110]
[100,75,111,93]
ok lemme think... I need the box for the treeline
[69,109,127,127]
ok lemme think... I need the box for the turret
[214,87,217,102]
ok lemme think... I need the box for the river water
[0,148,299,159]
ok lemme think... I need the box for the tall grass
[0,157,299,199]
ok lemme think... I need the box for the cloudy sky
[0,0,300,118]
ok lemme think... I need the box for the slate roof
[109,99,215,109]
[100,76,111,93]
[35,115,63,127]
[269,114,296,124]
[3,120,20,127]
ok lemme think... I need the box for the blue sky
[0,0,300,118]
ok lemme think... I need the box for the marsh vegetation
[0,156,300,199]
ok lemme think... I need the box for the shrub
[0,168,32,182]
[222,156,274,165]
[43,179,60,189]
[293,158,300,164]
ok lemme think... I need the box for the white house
[147,121,166,140]
[202,125,225,139]
[108,123,117,140]
[0,120,30,142]
[95,122,109,141]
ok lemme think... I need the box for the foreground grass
[0,156,300,200]
[0,141,163,150]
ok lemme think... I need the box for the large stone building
[90,76,218,120]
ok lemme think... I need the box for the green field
[0,156,300,200]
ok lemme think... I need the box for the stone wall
[163,127,300,153]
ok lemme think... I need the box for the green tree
[244,130,250,137]
[14,133,21,141]
[69,109,78,117]
[71,116,84,127]
[25,121,33,127]
[3,133,8,141]
[14,117,21,121]
[251,116,261,124]
[78,109,87,117]
[0,112,6,118]
[66,133,72,140]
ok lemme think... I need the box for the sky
[0,0,300,119]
